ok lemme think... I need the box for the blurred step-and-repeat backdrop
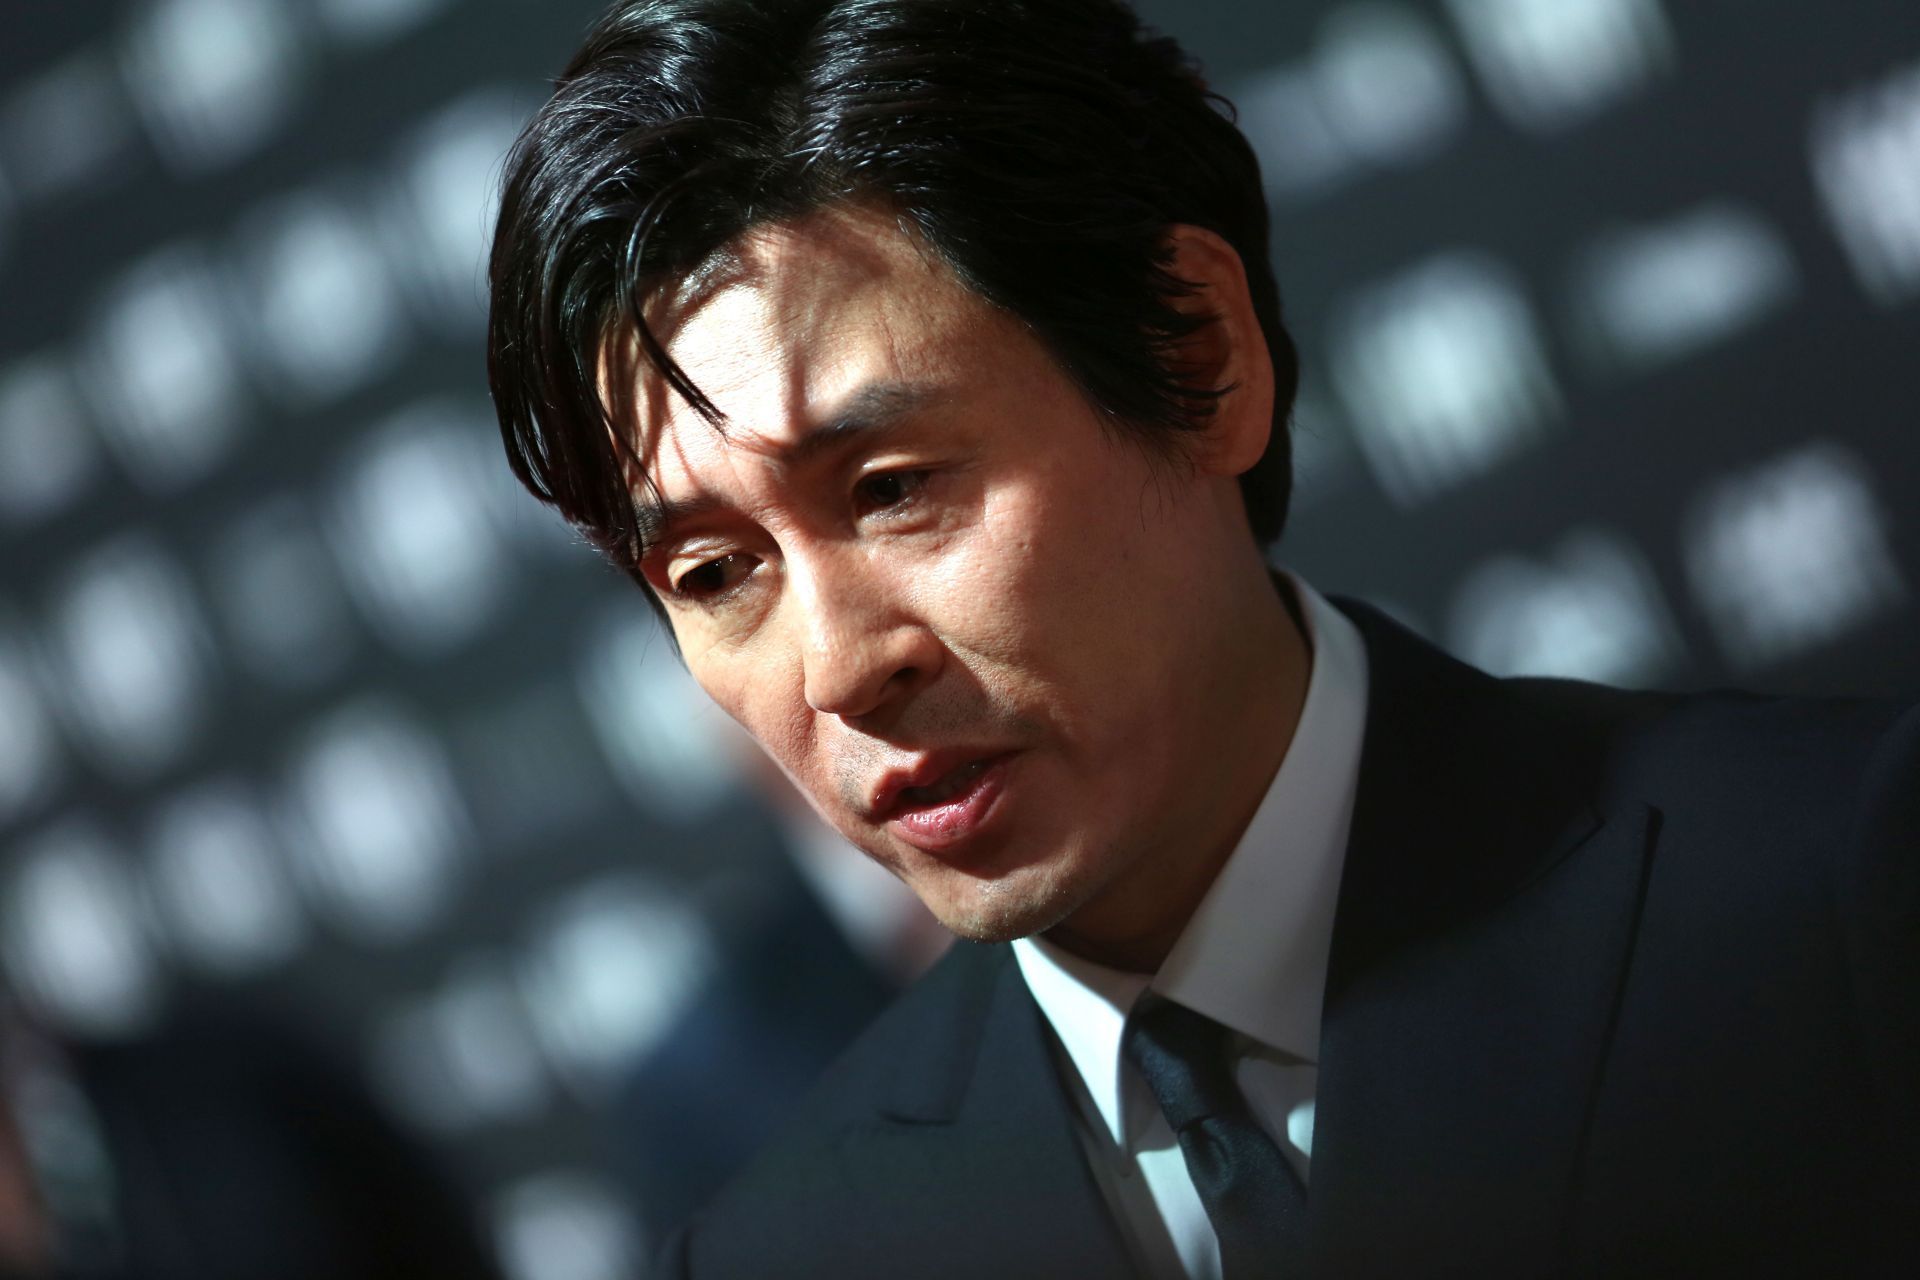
[0,1,1916,1277]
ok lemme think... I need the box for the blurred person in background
[0,997,502,1280]
[610,740,946,1241]
[0,1078,51,1280]
[485,0,1920,1277]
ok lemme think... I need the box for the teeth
[899,759,988,808]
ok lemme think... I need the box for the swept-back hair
[487,0,1298,586]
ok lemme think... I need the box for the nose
[791,553,941,723]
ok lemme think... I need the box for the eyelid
[667,550,757,603]
[854,466,933,517]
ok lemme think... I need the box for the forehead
[624,205,1010,472]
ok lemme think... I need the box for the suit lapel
[841,943,1140,1279]
[1308,601,1659,1278]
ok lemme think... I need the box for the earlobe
[1160,225,1275,479]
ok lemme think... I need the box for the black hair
[487,0,1298,589]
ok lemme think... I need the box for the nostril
[796,603,944,720]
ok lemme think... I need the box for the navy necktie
[1122,998,1308,1278]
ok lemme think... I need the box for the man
[486,1,1920,1275]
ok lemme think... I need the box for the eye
[853,469,929,517]
[671,553,756,601]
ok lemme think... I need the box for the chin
[921,853,1107,945]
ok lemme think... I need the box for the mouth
[873,752,1015,853]
[896,758,993,808]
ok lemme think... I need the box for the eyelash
[668,470,933,603]
[669,553,754,602]
[853,468,930,517]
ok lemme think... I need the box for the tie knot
[1122,998,1245,1133]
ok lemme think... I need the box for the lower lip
[886,755,1014,852]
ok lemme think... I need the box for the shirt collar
[1012,572,1370,1146]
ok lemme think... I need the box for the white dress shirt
[1012,573,1370,1280]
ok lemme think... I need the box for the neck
[1042,565,1312,973]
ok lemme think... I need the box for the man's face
[627,205,1251,943]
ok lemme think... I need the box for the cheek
[986,467,1194,769]
[978,467,1145,652]
[914,476,1153,763]
[887,501,1042,684]
[690,648,808,767]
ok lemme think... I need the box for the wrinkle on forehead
[599,202,969,483]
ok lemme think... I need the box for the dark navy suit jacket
[613,855,898,1240]
[658,600,1920,1278]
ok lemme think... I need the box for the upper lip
[868,748,1010,820]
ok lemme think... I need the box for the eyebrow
[633,380,935,554]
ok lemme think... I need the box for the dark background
[0,1,1915,1277]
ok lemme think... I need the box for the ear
[1159,224,1274,480]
